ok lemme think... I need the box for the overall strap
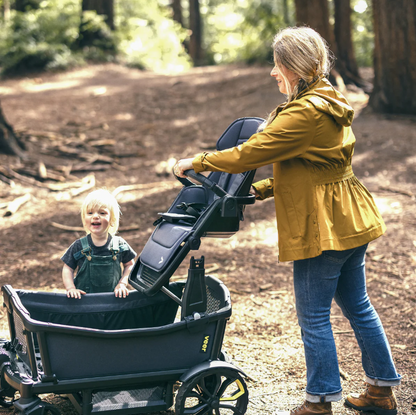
[110,236,120,261]
[80,236,92,261]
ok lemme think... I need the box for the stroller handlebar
[184,169,227,198]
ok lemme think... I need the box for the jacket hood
[300,78,354,127]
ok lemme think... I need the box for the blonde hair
[265,26,334,126]
[81,189,120,235]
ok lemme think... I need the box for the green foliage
[76,10,117,62]
[0,0,190,76]
[115,1,191,73]
[203,0,295,65]
[0,0,374,77]
[0,0,83,76]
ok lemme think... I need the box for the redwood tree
[171,0,183,27]
[333,0,362,85]
[294,0,365,88]
[81,0,114,30]
[370,0,416,114]
[189,0,202,66]
[294,0,335,49]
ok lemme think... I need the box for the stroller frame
[0,117,264,415]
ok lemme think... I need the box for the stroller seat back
[129,117,264,296]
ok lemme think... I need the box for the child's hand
[66,288,86,299]
[114,283,129,298]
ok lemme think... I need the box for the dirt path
[0,64,415,414]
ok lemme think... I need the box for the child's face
[84,205,111,238]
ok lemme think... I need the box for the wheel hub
[210,397,220,409]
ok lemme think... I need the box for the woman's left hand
[174,158,194,178]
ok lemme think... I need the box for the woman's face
[270,63,299,95]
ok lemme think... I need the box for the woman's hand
[173,158,194,178]
[250,186,259,197]
[66,288,86,299]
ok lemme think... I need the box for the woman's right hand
[174,158,194,178]
[66,288,86,299]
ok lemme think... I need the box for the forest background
[0,0,415,414]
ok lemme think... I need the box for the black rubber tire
[175,368,248,415]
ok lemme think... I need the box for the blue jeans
[293,244,401,403]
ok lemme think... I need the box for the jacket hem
[278,223,386,262]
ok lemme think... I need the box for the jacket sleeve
[192,102,316,175]
[252,178,274,200]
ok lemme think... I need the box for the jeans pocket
[322,249,353,264]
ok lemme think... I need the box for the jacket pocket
[282,191,301,238]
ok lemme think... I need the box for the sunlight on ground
[373,196,403,215]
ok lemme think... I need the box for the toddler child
[61,189,137,299]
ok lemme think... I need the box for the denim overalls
[74,236,122,293]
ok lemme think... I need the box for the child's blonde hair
[81,189,120,235]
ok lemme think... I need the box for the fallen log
[3,193,31,217]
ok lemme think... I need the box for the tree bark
[189,0,203,66]
[171,0,183,27]
[333,0,361,84]
[82,0,115,30]
[0,101,26,158]
[295,0,335,49]
[370,0,416,114]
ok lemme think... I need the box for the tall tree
[370,0,416,114]
[82,0,114,30]
[78,0,116,53]
[171,0,183,27]
[294,0,365,88]
[333,0,361,84]
[189,0,202,66]
[294,0,335,48]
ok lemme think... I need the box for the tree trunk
[282,0,290,25]
[189,0,203,66]
[171,0,183,27]
[370,0,416,114]
[82,0,114,30]
[295,0,335,48]
[333,0,362,85]
[0,101,26,158]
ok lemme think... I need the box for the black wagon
[0,116,264,415]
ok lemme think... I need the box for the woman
[174,27,401,415]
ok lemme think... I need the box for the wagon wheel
[175,368,248,415]
[0,396,15,408]
[0,349,16,408]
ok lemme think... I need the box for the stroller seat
[129,117,264,296]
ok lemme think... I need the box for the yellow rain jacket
[192,77,386,262]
